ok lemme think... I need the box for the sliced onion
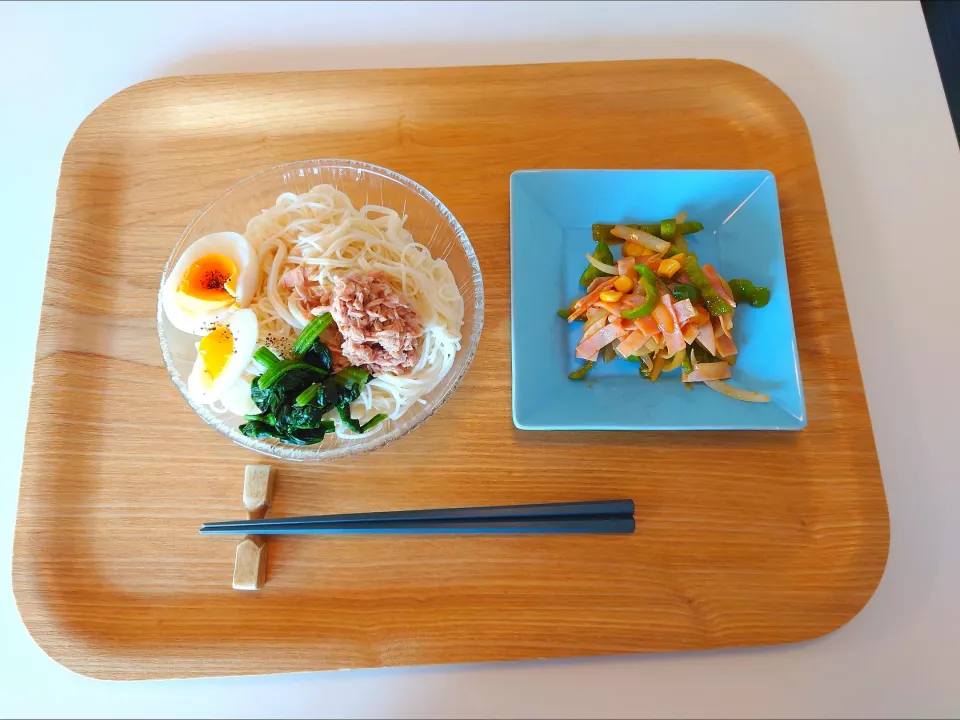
[639,337,661,357]
[586,306,606,320]
[675,211,688,224]
[585,253,619,276]
[582,308,607,340]
[611,225,671,253]
[704,380,771,403]
[602,342,617,363]
[586,276,609,294]
[662,350,685,373]
[649,352,666,382]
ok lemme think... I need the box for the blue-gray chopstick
[199,515,635,535]
[201,499,634,531]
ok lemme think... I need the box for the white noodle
[243,184,463,438]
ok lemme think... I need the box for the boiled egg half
[187,308,259,409]
[162,232,260,335]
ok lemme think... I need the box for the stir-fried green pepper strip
[578,240,616,287]
[592,220,704,243]
[660,218,676,241]
[620,264,660,319]
[568,361,595,380]
[729,278,772,308]
[595,240,615,265]
[752,287,771,308]
[557,307,586,321]
[691,342,717,365]
[680,348,693,373]
[682,254,732,316]
[675,221,703,236]
[591,224,620,244]
[671,283,699,303]
[641,220,703,237]
[664,232,689,257]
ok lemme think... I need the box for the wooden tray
[13,60,889,680]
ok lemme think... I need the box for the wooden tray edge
[14,58,891,679]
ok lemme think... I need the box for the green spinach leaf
[276,402,330,430]
[250,376,283,414]
[284,423,336,445]
[302,342,332,373]
[238,420,285,441]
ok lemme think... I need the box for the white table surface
[2,1,959,717]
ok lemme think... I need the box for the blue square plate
[510,169,805,431]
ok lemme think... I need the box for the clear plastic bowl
[157,159,484,462]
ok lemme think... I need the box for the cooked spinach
[336,404,363,433]
[242,367,334,445]
[292,313,334,357]
[285,423,337,445]
[295,382,322,407]
[302,343,332,374]
[276,402,329,430]
[257,360,329,390]
[332,366,371,404]
[239,317,384,446]
[336,405,388,434]
[314,377,341,408]
[239,420,283,440]
[249,375,282,414]
[253,346,282,370]
[274,367,318,398]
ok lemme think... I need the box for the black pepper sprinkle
[200,268,230,291]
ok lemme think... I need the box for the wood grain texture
[12,60,889,680]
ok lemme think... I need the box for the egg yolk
[198,325,234,380]
[178,254,239,304]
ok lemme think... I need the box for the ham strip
[715,331,738,358]
[616,329,654,358]
[654,294,686,357]
[673,298,697,325]
[682,362,732,382]
[702,264,737,308]
[696,320,717,356]
[576,322,627,360]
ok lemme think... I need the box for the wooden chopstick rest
[232,464,276,591]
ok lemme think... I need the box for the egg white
[162,232,260,336]
[187,309,259,405]
[219,374,261,416]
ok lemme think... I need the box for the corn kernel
[657,258,682,279]
[613,275,634,293]
[623,241,652,259]
[599,290,624,303]
[670,253,686,265]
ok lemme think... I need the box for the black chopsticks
[200,499,635,535]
